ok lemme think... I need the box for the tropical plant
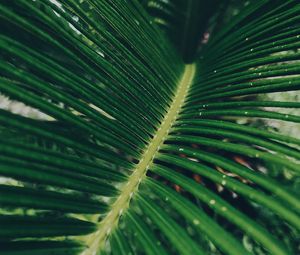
[0,0,299,254]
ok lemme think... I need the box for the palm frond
[0,0,299,255]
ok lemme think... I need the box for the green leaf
[0,215,97,238]
[0,0,299,254]
[0,240,84,255]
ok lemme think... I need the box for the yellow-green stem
[82,64,196,255]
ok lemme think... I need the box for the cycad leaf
[0,0,299,255]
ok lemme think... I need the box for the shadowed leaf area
[0,0,299,254]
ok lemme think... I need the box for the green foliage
[139,0,221,61]
[0,0,299,254]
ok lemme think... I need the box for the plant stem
[81,64,196,255]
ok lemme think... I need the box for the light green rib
[81,64,196,255]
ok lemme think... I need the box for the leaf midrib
[82,63,196,255]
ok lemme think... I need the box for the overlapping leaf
[0,0,299,255]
